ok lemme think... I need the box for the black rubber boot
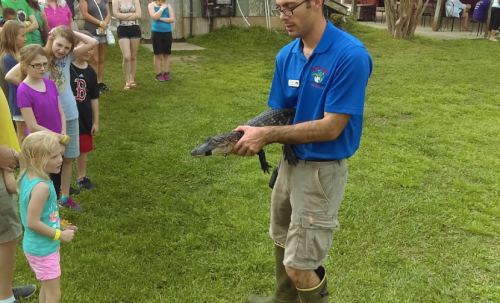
[296,266,329,303]
[246,243,300,303]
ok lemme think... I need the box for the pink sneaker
[156,73,165,82]
[164,72,170,81]
[60,197,82,211]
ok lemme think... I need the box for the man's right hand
[60,229,75,242]
[0,145,18,172]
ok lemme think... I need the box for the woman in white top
[488,0,500,41]
[445,0,471,31]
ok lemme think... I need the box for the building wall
[174,0,285,39]
[76,0,284,40]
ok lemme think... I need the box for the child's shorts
[79,134,93,153]
[25,249,61,281]
[12,115,24,122]
[64,119,80,159]
[151,31,172,55]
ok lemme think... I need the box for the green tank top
[19,173,60,256]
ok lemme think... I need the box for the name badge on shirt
[288,80,300,87]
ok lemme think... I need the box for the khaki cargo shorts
[269,157,348,270]
[0,169,22,244]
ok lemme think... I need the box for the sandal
[130,81,137,87]
[124,83,131,91]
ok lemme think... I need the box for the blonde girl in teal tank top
[18,131,75,303]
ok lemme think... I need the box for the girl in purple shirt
[17,44,67,140]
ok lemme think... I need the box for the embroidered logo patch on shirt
[310,66,329,88]
[312,69,325,84]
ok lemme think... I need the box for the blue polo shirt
[268,21,372,160]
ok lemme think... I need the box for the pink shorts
[25,249,61,281]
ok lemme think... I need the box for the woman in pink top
[40,0,74,31]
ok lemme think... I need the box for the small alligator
[190,108,298,173]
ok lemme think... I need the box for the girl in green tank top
[18,131,75,303]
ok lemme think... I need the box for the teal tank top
[19,173,60,256]
[151,6,172,33]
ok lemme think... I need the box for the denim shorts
[270,157,348,270]
[12,115,24,122]
[93,35,108,44]
[64,119,80,159]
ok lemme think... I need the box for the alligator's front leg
[257,149,271,174]
[283,144,298,166]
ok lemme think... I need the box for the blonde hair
[19,44,48,81]
[44,26,75,80]
[0,20,26,69]
[18,131,60,185]
[154,0,167,6]
[39,0,66,8]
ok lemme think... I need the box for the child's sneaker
[70,186,81,195]
[156,73,165,82]
[164,72,170,81]
[60,197,82,211]
[12,285,36,299]
[60,219,78,231]
[77,176,97,189]
[98,82,110,91]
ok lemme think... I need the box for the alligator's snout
[190,143,213,157]
[191,132,241,157]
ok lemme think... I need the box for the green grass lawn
[14,24,500,302]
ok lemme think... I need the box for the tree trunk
[385,0,430,39]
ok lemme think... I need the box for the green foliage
[14,25,500,302]
[329,13,357,32]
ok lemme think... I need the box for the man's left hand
[231,125,268,157]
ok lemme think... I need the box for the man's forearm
[264,114,350,145]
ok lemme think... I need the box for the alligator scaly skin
[244,108,296,127]
[191,108,297,173]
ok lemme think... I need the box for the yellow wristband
[99,21,103,26]
[53,229,61,241]
[60,134,67,144]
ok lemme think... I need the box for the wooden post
[431,0,444,31]
[351,0,359,18]
[140,0,152,40]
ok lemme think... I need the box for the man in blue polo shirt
[232,0,372,302]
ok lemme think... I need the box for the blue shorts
[64,119,80,159]
[93,35,108,44]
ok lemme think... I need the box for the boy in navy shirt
[70,30,100,189]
